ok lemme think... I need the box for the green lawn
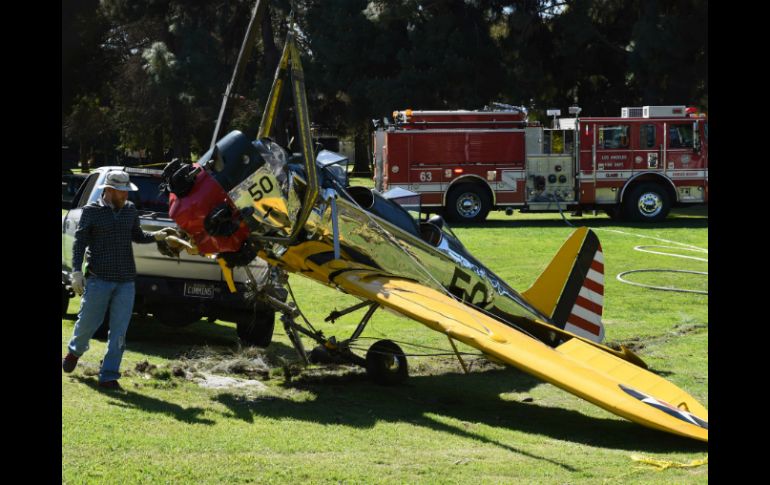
[62,206,708,483]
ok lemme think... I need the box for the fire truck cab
[374,105,707,222]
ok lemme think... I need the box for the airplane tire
[366,339,408,385]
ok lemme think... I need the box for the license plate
[184,283,215,299]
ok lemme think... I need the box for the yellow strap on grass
[631,455,708,471]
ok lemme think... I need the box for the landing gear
[269,298,410,385]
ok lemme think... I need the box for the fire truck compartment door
[525,155,576,203]
[633,123,664,174]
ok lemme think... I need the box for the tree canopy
[62,0,707,172]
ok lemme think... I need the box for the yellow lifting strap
[630,455,708,471]
[257,38,290,140]
[217,257,237,293]
[255,31,318,245]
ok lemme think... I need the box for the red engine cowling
[168,164,250,255]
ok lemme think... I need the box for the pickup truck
[61,166,282,346]
[62,172,88,208]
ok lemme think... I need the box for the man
[62,170,177,390]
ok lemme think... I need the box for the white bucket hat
[97,170,138,192]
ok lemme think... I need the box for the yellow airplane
[159,17,707,443]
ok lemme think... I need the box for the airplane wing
[329,267,708,442]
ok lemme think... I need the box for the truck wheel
[365,339,408,385]
[61,283,70,317]
[153,307,203,327]
[236,309,275,347]
[445,184,491,223]
[623,183,671,222]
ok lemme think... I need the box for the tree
[100,0,268,161]
[302,0,505,174]
[64,95,113,172]
[62,0,707,171]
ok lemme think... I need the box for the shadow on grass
[71,375,216,425]
[123,316,238,358]
[65,314,300,362]
[451,213,708,230]
[213,367,706,458]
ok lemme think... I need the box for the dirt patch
[172,346,271,380]
[287,365,366,387]
[134,360,157,373]
[195,373,268,391]
[606,323,707,353]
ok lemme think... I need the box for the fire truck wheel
[623,183,671,222]
[445,184,491,223]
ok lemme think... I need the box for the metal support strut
[447,337,470,375]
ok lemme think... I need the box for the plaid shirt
[72,197,156,282]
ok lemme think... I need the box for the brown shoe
[98,380,122,390]
[62,353,79,373]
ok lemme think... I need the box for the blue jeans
[67,277,135,383]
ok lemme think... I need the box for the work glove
[71,271,84,296]
[152,227,180,241]
[155,228,196,258]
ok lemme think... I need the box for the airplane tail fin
[521,227,605,342]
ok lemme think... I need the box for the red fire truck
[373,105,708,222]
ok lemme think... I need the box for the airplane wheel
[365,340,408,385]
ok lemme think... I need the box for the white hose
[616,269,708,295]
[610,243,708,295]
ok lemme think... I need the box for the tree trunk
[151,127,164,163]
[169,97,190,160]
[353,123,371,176]
[261,6,288,146]
[262,6,279,76]
[79,140,89,173]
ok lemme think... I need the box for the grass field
[62,199,708,483]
